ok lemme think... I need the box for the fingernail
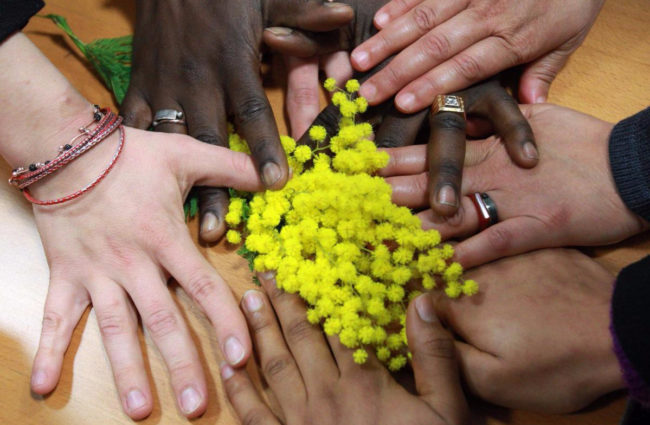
[397,93,416,111]
[243,290,263,313]
[324,2,350,9]
[352,50,370,68]
[31,370,46,388]
[535,96,546,104]
[437,184,458,207]
[265,27,293,37]
[523,142,538,160]
[224,336,245,365]
[180,386,202,415]
[359,82,377,102]
[126,389,147,412]
[415,294,438,324]
[260,271,276,281]
[262,162,282,187]
[220,361,235,381]
[201,212,218,233]
[375,12,389,27]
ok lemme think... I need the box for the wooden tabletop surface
[1,0,649,424]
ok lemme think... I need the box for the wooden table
[1,0,649,424]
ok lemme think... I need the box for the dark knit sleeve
[610,256,650,407]
[609,107,650,221]
[0,0,44,42]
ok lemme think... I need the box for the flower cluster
[226,80,477,370]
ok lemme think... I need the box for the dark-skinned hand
[263,1,537,217]
[121,0,354,242]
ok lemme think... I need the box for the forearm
[0,32,91,168]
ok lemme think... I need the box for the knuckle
[185,273,218,301]
[263,355,294,380]
[41,310,64,335]
[198,187,229,210]
[452,54,483,82]
[168,359,196,378]
[144,308,179,339]
[432,113,466,132]
[97,308,131,338]
[180,57,208,84]
[284,318,314,345]
[242,408,273,425]
[437,160,462,182]
[288,87,320,107]
[382,64,403,87]
[376,136,403,148]
[235,96,270,125]
[421,32,451,59]
[418,336,456,360]
[412,5,438,33]
[192,127,226,147]
[486,225,511,253]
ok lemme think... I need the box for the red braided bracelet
[23,125,125,206]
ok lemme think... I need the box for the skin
[121,0,355,242]
[351,0,605,111]
[431,249,624,413]
[222,273,470,425]
[0,33,264,419]
[265,2,538,217]
[382,104,648,268]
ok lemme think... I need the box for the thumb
[172,135,264,192]
[407,294,468,424]
[518,49,570,104]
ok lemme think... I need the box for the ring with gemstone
[152,109,186,128]
[431,95,465,119]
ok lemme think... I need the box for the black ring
[480,193,499,226]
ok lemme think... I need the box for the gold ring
[431,95,465,118]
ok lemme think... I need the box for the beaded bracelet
[22,123,125,206]
[9,105,112,187]
[14,113,121,189]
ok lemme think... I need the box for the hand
[29,126,264,420]
[383,104,647,267]
[429,249,624,413]
[221,273,469,425]
[121,0,353,242]
[351,0,605,111]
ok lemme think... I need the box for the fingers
[379,145,427,177]
[197,187,229,243]
[519,49,570,104]
[285,56,321,140]
[373,0,426,29]
[452,216,550,268]
[182,89,231,243]
[167,134,263,192]
[321,51,354,90]
[31,280,89,395]
[466,83,538,168]
[427,111,466,216]
[257,273,339,386]
[393,36,521,113]
[386,173,429,209]
[375,107,428,148]
[156,232,252,369]
[221,363,280,425]
[228,73,289,190]
[352,0,468,72]
[127,266,208,418]
[417,195,478,240]
[264,28,343,58]
[267,0,354,32]
[89,280,152,419]
[120,87,152,129]
[361,10,490,107]
[239,289,307,417]
[407,294,467,423]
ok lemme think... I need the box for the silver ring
[152,109,186,128]
[470,192,499,231]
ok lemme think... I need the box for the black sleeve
[0,0,45,42]
[609,107,650,221]
[611,256,650,408]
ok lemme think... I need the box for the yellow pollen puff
[225,230,241,244]
[324,77,337,92]
[353,348,368,364]
[345,79,360,93]
[309,125,327,143]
